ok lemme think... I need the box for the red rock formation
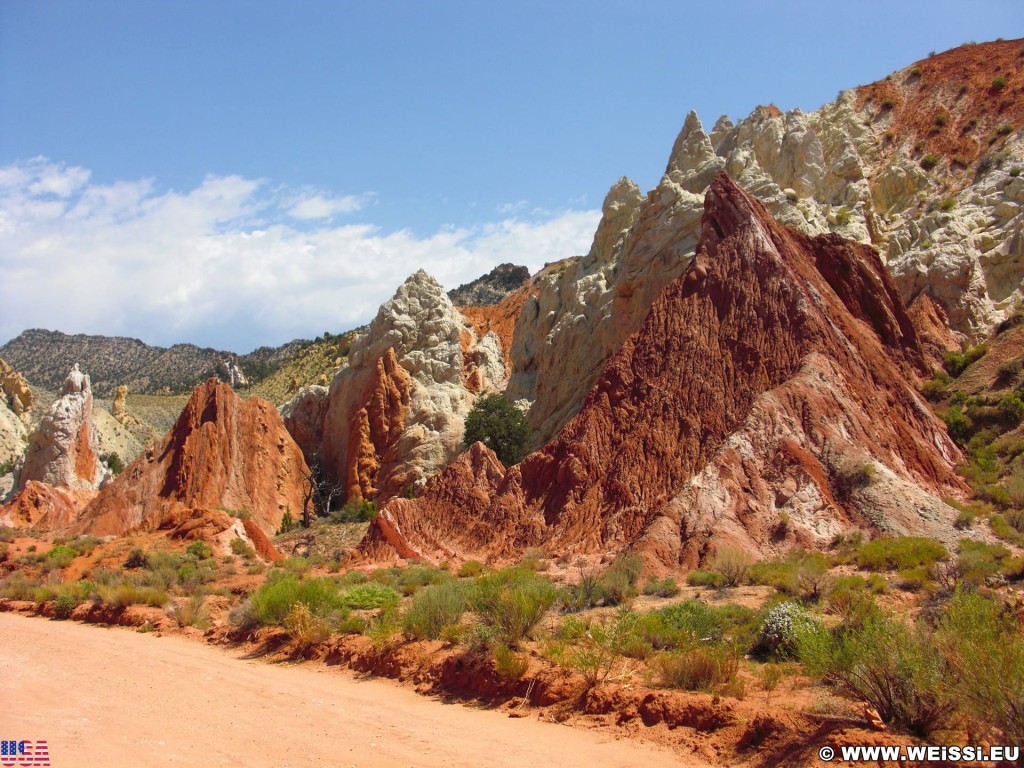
[72,379,309,539]
[0,480,95,530]
[361,173,965,566]
[908,292,961,369]
[458,282,536,372]
[342,348,411,502]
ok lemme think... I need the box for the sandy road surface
[0,613,696,768]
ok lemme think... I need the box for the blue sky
[1,1,1021,352]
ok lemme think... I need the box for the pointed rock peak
[701,171,772,243]
[396,269,448,301]
[601,177,643,214]
[62,363,89,394]
[666,110,715,174]
[711,114,734,134]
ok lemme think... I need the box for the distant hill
[0,329,310,397]
[448,263,530,306]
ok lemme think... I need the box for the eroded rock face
[0,357,33,418]
[72,379,309,538]
[17,364,105,492]
[508,40,1023,445]
[280,385,329,465]
[317,270,506,501]
[217,357,249,389]
[360,174,964,567]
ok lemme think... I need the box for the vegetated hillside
[0,329,224,396]
[245,330,359,406]
[361,173,964,567]
[0,329,316,397]
[447,263,530,306]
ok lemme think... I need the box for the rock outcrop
[360,174,964,567]
[16,364,106,492]
[0,357,33,418]
[72,379,309,538]
[280,385,329,465]
[448,263,531,306]
[217,357,249,389]
[507,40,1024,446]
[315,270,507,502]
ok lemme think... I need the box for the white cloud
[287,193,366,220]
[0,158,600,352]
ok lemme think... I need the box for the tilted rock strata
[17,364,106,492]
[508,40,1023,445]
[318,270,506,502]
[361,174,964,566]
[72,379,309,539]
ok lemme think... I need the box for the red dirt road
[0,613,695,768]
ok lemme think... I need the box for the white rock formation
[217,357,249,389]
[318,270,507,499]
[16,364,106,491]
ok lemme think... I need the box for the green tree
[463,394,532,467]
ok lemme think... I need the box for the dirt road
[0,613,694,768]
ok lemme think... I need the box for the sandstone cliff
[72,379,309,539]
[508,39,1024,446]
[360,174,965,567]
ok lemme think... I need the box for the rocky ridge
[447,263,530,306]
[507,40,1024,446]
[360,174,964,567]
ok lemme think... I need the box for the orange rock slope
[361,173,965,566]
[72,379,309,539]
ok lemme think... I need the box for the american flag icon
[0,740,50,766]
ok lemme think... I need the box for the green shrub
[943,344,987,377]
[250,576,346,626]
[471,567,557,646]
[283,603,331,649]
[101,452,125,474]
[655,645,740,692]
[43,545,77,570]
[750,549,831,599]
[997,124,1015,136]
[754,602,821,660]
[1011,167,1023,178]
[800,614,955,737]
[686,569,726,589]
[53,593,81,619]
[642,577,681,598]
[462,394,532,466]
[938,591,1024,744]
[172,594,210,629]
[920,155,940,171]
[711,546,752,587]
[340,582,401,610]
[185,541,213,561]
[990,513,1024,545]
[880,97,895,110]
[856,537,948,571]
[601,553,643,605]
[493,644,529,680]
[230,538,256,559]
[992,75,1007,91]
[936,197,956,212]
[395,564,451,596]
[328,499,377,523]
[998,393,1024,425]
[457,560,485,578]
[400,581,467,640]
